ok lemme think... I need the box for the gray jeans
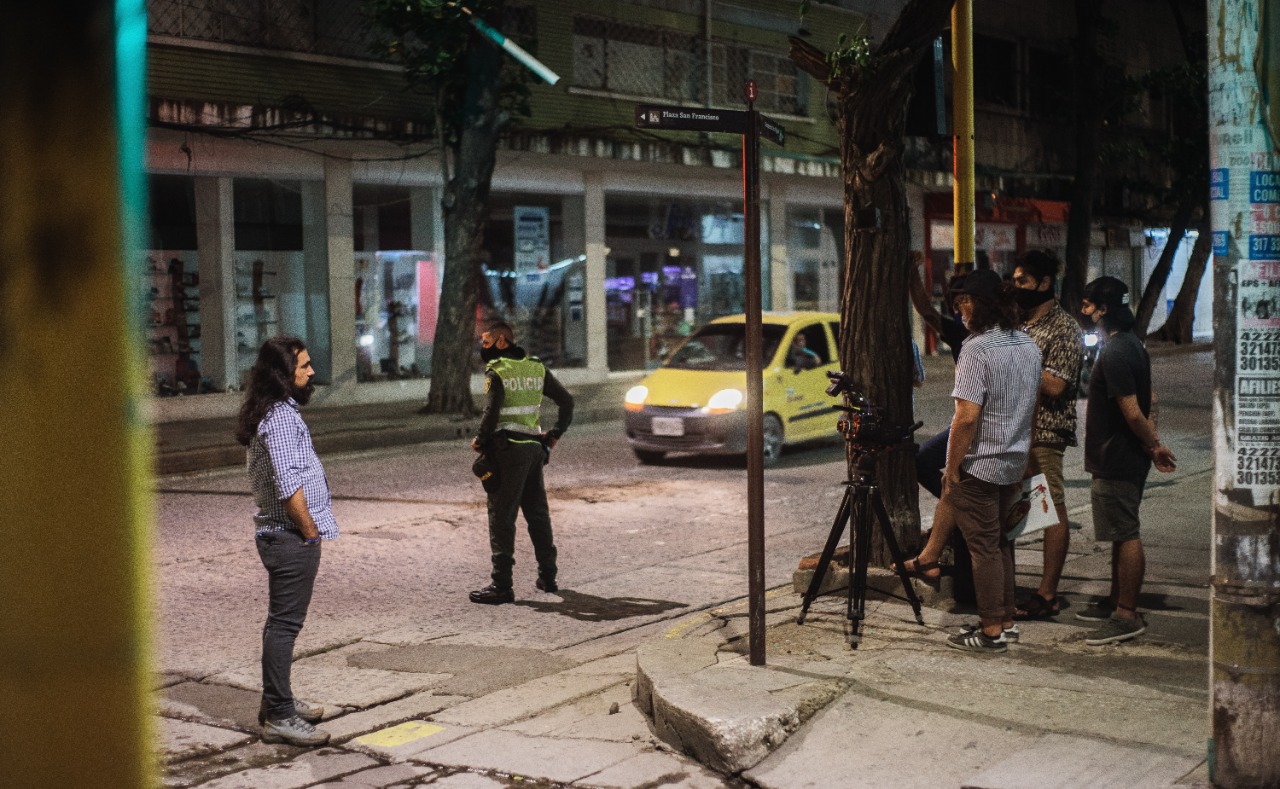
[256,530,321,721]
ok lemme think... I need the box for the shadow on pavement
[514,590,686,622]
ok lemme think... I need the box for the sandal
[892,556,942,581]
[1014,592,1060,621]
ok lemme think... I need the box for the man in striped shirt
[236,337,336,746]
[942,270,1042,652]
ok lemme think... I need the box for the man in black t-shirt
[1076,277,1177,646]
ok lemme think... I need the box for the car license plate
[651,417,684,436]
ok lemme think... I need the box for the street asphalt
[155,342,1217,788]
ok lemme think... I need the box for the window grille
[148,0,381,60]
[711,43,808,116]
[572,16,706,103]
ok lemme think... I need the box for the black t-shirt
[1084,330,1152,480]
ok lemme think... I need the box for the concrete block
[635,638,842,774]
[159,717,252,763]
[318,762,437,786]
[501,682,649,743]
[421,773,508,788]
[209,660,447,710]
[194,748,377,789]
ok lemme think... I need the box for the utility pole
[951,0,975,276]
[0,2,155,786]
[1206,2,1280,786]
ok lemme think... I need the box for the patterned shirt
[247,398,339,540]
[951,327,1043,485]
[1022,301,1084,447]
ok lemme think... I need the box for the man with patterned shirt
[235,337,335,747]
[1010,251,1084,620]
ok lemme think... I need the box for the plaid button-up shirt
[248,398,339,540]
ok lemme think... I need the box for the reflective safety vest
[488,355,546,437]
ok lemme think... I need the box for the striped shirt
[247,398,339,540]
[951,328,1042,485]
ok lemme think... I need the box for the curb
[154,405,623,475]
[633,635,843,775]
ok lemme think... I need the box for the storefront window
[234,178,331,386]
[480,194,587,367]
[144,175,205,396]
[353,184,440,381]
[786,206,841,313]
[354,250,440,381]
[604,195,769,370]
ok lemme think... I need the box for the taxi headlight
[702,388,743,414]
[625,385,648,412]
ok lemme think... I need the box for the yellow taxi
[624,312,841,465]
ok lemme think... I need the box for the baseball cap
[1083,276,1135,321]
[957,269,1002,298]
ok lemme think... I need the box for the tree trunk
[1134,198,1196,337]
[1152,216,1211,343]
[422,35,505,415]
[793,0,953,562]
[1061,0,1104,314]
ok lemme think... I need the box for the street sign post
[636,88,784,666]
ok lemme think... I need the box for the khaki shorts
[1029,445,1066,510]
[1091,476,1147,542]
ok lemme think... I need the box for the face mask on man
[1014,288,1055,311]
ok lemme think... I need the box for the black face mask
[480,344,503,363]
[1014,288,1055,311]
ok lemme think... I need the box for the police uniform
[471,346,573,602]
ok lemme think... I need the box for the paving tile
[425,773,509,788]
[194,748,377,789]
[501,683,650,744]
[432,671,626,727]
[965,734,1205,789]
[159,717,253,762]
[579,751,732,788]
[417,729,641,784]
[209,660,448,710]
[348,722,478,762]
[325,693,469,742]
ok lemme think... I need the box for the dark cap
[957,269,1002,298]
[1084,275,1132,311]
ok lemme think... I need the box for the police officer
[469,322,574,604]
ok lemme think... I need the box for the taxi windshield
[664,324,786,371]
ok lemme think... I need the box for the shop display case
[144,254,206,395]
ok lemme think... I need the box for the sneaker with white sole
[261,715,330,747]
[947,628,1008,653]
[1085,613,1146,646]
[961,622,1020,643]
[259,699,324,726]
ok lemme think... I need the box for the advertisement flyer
[1209,0,1280,498]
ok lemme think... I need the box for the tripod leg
[848,487,872,648]
[797,486,854,625]
[872,490,926,625]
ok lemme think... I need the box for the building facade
[142,0,1208,419]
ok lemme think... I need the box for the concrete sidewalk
[634,428,1214,788]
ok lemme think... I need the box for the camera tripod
[797,447,926,648]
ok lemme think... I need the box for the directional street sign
[635,104,785,147]
[759,115,785,146]
[635,105,746,134]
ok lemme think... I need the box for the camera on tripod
[825,370,911,449]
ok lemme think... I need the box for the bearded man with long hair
[234,337,334,746]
